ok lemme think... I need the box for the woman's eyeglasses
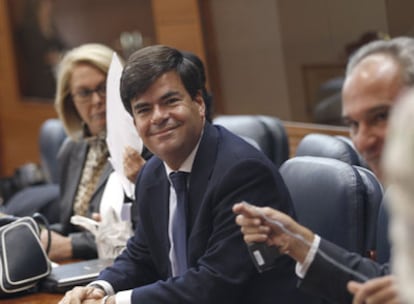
[71,82,106,104]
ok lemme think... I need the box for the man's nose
[151,105,167,124]
[353,124,374,152]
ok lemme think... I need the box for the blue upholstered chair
[295,133,368,168]
[1,119,66,223]
[39,118,67,183]
[280,156,383,257]
[375,195,391,264]
[213,115,289,167]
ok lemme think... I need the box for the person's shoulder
[138,155,164,179]
[58,137,75,155]
[57,138,88,162]
[215,125,272,163]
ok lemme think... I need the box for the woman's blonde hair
[54,43,114,140]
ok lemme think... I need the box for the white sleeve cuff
[116,289,133,304]
[295,235,321,278]
[88,280,115,296]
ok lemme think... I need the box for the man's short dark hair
[120,45,203,116]
[180,50,213,122]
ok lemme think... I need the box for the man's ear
[194,91,205,116]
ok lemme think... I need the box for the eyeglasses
[71,82,106,104]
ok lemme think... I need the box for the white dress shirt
[295,235,321,278]
[89,140,201,304]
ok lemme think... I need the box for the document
[70,55,139,258]
[105,52,142,198]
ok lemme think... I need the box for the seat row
[34,116,390,262]
[213,115,387,262]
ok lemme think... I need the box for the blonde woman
[42,43,146,261]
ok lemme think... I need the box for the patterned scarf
[73,136,108,216]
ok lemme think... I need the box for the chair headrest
[295,133,368,168]
[39,119,67,183]
[213,115,289,167]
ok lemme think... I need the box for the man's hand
[58,286,105,304]
[233,202,315,263]
[347,275,401,304]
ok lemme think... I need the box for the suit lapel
[142,162,171,273]
[139,125,219,275]
[187,123,218,228]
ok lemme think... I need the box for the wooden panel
[151,0,206,62]
[151,0,199,24]
[0,0,56,176]
[0,0,206,176]
[283,121,349,157]
[156,23,205,57]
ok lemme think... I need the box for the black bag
[0,163,46,205]
[0,213,51,297]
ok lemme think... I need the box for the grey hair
[346,37,414,87]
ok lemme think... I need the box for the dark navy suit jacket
[300,239,390,304]
[98,122,315,303]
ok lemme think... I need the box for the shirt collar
[164,128,204,177]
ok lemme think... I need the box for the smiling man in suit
[59,45,315,304]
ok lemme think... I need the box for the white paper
[106,52,142,198]
[70,215,99,235]
[70,205,133,259]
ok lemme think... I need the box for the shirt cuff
[116,290,133,304]
[88,280,115,296]
[295,234,321,278]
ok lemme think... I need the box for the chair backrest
[375,195,391,264]
[280,156,383,256]
[354,166,384,258]
[295,133,368,168]
[336,135,369,168]
[39,118,67,183]
[213,115,289,167]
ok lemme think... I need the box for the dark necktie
[169,171,189,276]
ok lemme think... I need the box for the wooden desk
[3,259,84,303]
[3,291,62,304]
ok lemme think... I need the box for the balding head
[341,37,414,181]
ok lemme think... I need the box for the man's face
[342,53,405,181]
[130,71,205,170]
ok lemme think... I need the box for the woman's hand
[123,146,146,183]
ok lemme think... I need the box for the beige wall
[208,0,389,122]
[208,0,290,118]
[278,0,388,121]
